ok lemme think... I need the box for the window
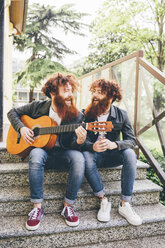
[18,92,27,100]
[33,93,37,100]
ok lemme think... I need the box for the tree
[153,82,165,113]
[13,60,66,102]
[14,3,87,101]
[72,32,131,75]
[74,0,165,74]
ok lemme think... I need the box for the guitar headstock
[87,121,113,132]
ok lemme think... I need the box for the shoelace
[29,208,39,220]
[101,198,109,211]
[66,206,75,217]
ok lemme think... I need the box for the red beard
[54,95,78,122]
[85,96,110,120]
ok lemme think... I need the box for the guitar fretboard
[38,122,87,135]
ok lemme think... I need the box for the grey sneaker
[119,202,142,226]
[97,197,111,222]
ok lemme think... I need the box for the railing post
[78,79,82,109]
[109,66,114,81]
[134,51,143,135]
[110,66,118,82]
[134,50,143,157]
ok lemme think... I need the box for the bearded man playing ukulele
[7,73,109,230]
[83,79,142,226]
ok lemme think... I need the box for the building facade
[0,0,28,143]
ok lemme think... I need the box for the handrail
[78,50,143,80]
[139,58,165,85]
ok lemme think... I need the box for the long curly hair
[42,72,79,98]
[84,79,122,120]
[90,79,122,103]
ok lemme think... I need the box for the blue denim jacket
[83,105,136,152]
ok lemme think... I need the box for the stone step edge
[73,234,165,248]
[0,179,162,202]
[0,160,149,173]
[0,203,165,239]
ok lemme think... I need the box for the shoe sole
[65,219,79,227]
[97,216,110,222]
[118,210,142,226]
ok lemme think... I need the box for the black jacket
[7,100,84,150]
[82,105,136,152]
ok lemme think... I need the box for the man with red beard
[83,78,142,226]
[7,73,89,230]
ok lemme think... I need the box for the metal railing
[78,50,165,186]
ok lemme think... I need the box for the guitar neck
[39,122,87,135]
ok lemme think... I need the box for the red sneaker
[26,207,44,231]
[61,206,79,227]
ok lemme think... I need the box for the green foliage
[14,3,87,59]
[139,149,165,205]
[13,3,87,99]
[153,83,165,113]
[73,34,130,75]
[73,0,165,75]
[13,59,66,90]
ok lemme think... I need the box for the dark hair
[41,72,79,98]
[90,79,122,103]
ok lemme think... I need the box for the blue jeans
[29,147,86,205]
[85,148,137,202]
[83,151,104,196]
[28,147,104,205]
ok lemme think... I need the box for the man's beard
[85,96,110,120]
[54,95,78,122]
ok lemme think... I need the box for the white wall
[1,1,13,146]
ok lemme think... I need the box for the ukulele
[6,115,113,157]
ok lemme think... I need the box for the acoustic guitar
[6,115,113,157]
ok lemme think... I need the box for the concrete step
[0,160,149,187]
[0,203,165,248]
[0,179,162,216]
[0,148,26,164]
[73,235,165,248]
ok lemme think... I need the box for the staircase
[0,147,165,248]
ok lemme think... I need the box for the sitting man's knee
[83,151,97,171]
[68,151,85,164]
[67,151,85,178]
[29,148,48,166]
[83,151,96,163]
[122,148,137,163]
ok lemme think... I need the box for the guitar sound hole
[33,127,40,137]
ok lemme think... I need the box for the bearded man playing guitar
[83,79,142,226]
[7,73,110,231]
